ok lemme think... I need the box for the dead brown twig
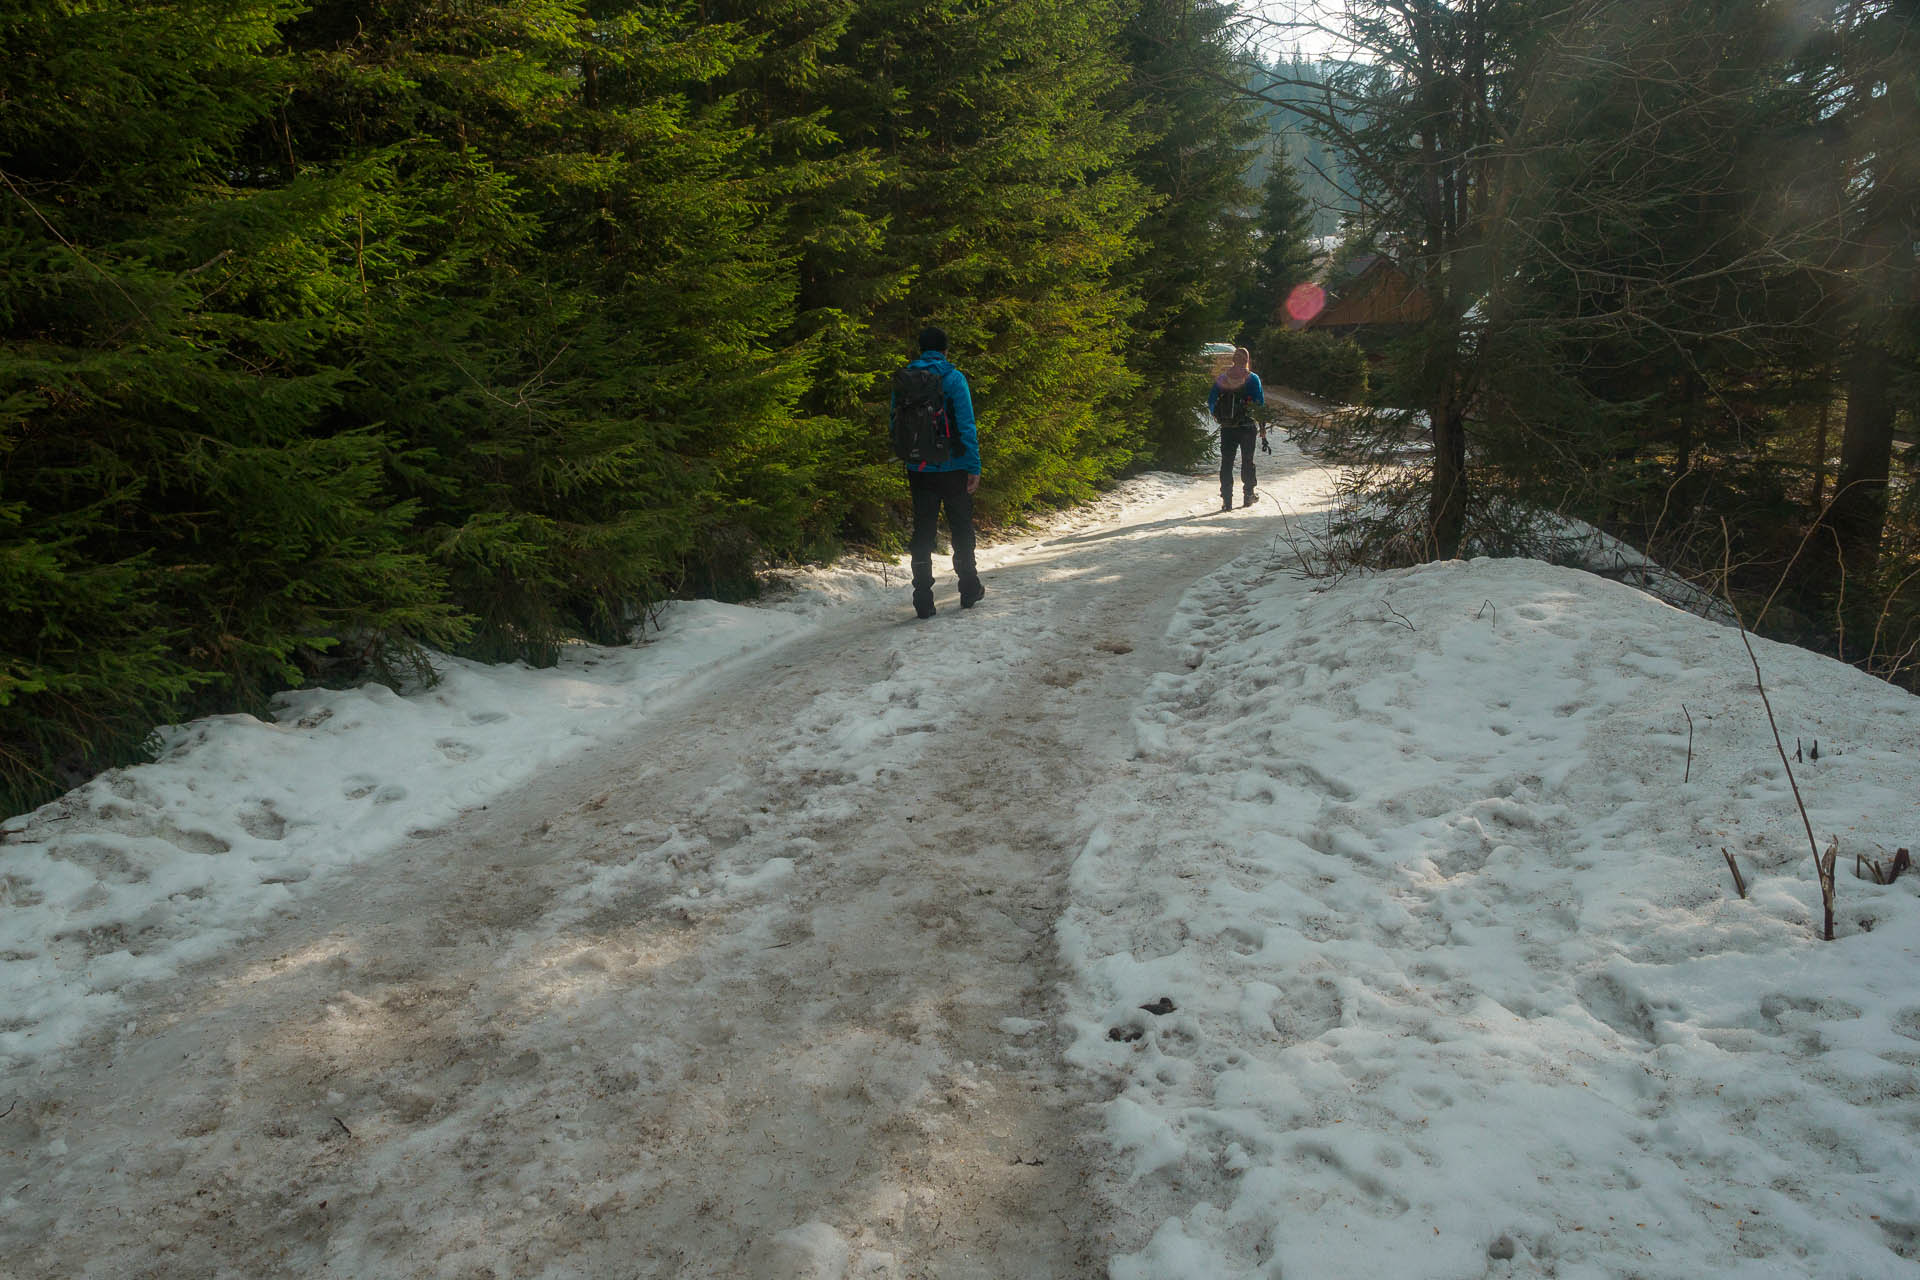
[1719,523,1821,862]
[1854,847,1912,886]
[1865,562,1920,682]
[1818,838,1839,943]
[1722,848,1748,899]
[1682,704,1694,783]
[1720,521,1830,937]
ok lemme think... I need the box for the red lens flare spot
[1284,282,1326,327]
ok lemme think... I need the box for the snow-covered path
[9,438,1918,1279]
[2,460,1333,1278]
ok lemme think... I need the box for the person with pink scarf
[1207,346,1265,510]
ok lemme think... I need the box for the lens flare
[1284,282,1326,327]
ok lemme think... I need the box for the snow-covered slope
[1065,553,1920,1278]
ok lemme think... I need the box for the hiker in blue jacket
[891,325,983,620]
[1209,346,1265,510]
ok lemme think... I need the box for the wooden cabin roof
[1307,256,1433,330]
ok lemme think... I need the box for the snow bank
[0,601,807,1068]
[1533,512,1736,623]
[1067,555,1920,1278]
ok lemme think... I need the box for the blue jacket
[894,351,980,475]
[1208,371,1264,425]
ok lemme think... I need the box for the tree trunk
[1812,396,1831,510]
[1675,369,1702,476]
[1825,9,1916,581]
[583,58,613,258]
[1831,339,1894,577]
[1430,401,1468,558]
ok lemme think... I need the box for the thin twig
[1866,561,1920,674]
[1722,848,1747,899]
[1819,838,1838,942]
[1682,704,1694,784]
[181,248,233,277]
[1830,527,1848,660]
[1645,462,1698,558]
[0,167,153,325]
[1720,522,1820,864]
[1381,601,1416,631]
[1752,478,1867,630]
[332,1116,353,1138]
[1476,598,1496,629]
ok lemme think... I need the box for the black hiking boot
[1242,489,1258,508]
[1221,497,1234,512]
[913,588,936,620]
[959,577,985,609]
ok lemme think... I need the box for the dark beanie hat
[917,325,948,353]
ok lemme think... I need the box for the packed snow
[3,441,1916,1278]
[0,601,812,1066]
[1065,550,1920,1278]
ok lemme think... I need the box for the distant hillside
[1242,58,1359,237]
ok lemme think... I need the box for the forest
[1252,0,1919,707]
[1,0,1264,809]
[3,0,1915,813]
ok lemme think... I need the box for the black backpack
[1212,378,1256,426]
[890,364,954,465]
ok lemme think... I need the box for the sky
[1238,0,1358,64]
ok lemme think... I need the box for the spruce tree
[268,0,810,655]
[1267,0,1530,558]
[1,0,462,809]
[1478,0,1835,511]
[709,0,1157,517]
[1242,56,1363,237]
[1228,155,1318,345]
[1114,0,1263,470]
[693,0,909,551]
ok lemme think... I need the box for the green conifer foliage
[696,0,911,550]
[1257,0,1914,685]
[1115,0,1263,470]
[1230,158,1317,346]
[1245,56,1362,237]
[2,0,1268,808]
[268,1,812,654]
[817,0,1157,515]
[1819,0,1920,586]
[0,0,462,809]
[1488,0,1836,496]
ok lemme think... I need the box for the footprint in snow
[236,803,286,841]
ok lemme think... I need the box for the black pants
[908,468,978,594]
[1220,425,1257,499]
